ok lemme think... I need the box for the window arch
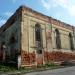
[55,29,61,49]
[9,34,17,61]
[10,34,16,44]
[69,33,74,50]
[35,23,42,54]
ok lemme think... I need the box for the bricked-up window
[69,33,74,50]
[55,29,61,49]
[35,24,42,54]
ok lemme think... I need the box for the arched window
[35,24,42,54]
[69,33,74,50]
[9,34,16,61]
[55,29,61,49]
[10,34,16,44]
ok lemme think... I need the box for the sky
[0,0,75,27]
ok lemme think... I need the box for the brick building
[0,5,75,68]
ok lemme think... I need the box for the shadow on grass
[0,62,17,72]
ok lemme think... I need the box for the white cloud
[0,19,6,26]
[67,5,75,17]
[40,0,75,17]
[4,11,13,17]
[40,0,69,10]
[0,11,13,26]
[41,0,51,10]
[54,12,62,18]
[54,0,69,8]
[12,0,17,3]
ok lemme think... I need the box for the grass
[0,64,16,72]
[19,62,61,74]
[0,62,62,74]
[45,62,60,68]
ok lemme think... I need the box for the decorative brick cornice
[18,5,75,31]
[0,5,75,34]
[50,18,73,30]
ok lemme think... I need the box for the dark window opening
[35,24,42,54]
[69,33,74,50]
[55,29,61,49]
[35,24,42,42]
[10,36,16,44]
[3,28,6,32]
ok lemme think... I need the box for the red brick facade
[21,50,75,66]
[44,51,75,62]
[21,51,36,66]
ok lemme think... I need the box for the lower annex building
[0,5,75,68]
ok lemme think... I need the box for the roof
[0,5,75,33]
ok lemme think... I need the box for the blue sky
[0,0,75,27]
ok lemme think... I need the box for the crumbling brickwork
[0,5,75,68]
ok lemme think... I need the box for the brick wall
[21,51,36,66]
[21,50,75,66]
[44,51,75,62]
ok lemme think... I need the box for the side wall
[44,20,75,63]
[0,15,21,65]
[20,7,75,67]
